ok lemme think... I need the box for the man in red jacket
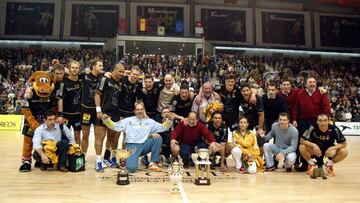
[170,112,223,168]
[292,76,331,171]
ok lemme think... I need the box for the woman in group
[231,117,265,173]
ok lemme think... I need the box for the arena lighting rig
[214,46,360,57]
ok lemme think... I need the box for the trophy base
[195,178,211,185]
[117,173,130,185]
[170,187,180,194]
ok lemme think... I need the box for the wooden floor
[1,131,360,203]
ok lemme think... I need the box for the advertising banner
[320,15,360,48]
[71,4,119,38]
[201,8,246,42]
[262,12,305,45]
[5,2,55,35]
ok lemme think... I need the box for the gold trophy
[194,148,211,185]
[113,149,136,185]
[168,161,184,193]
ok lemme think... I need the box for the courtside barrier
[335,122,360,135]
[0,115,23,131]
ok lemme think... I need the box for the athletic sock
[96,155,102,163]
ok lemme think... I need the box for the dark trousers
[179,141,208,164]
[296,119,316,165]
[33,140,70,168]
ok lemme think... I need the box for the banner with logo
[201,9,246,42]
[335,122,360,136]
[262,12,305,45]
[5,2,55,35]
[136,6,184,36]
[0,115,23,131]
[71,4,119,38]
[319,15,360,48]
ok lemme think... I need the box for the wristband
[96,106,102,113]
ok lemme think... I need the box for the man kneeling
[170,112,222,168]
[102,103,174,173]
[299,114,348,177]
[32,111,75,172]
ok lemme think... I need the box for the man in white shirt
[32,111,75,172]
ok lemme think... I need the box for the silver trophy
[168,161,184,193]
[113,148,136,185]
[194,148,211,185]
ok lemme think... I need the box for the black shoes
[19,160,31,172]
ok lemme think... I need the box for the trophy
[194,148,211,185]
[168,161,184,193]
[113,149,136,185]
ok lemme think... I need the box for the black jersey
[118,76,143,114]
[217,86,242,122]
[239,95,264,130]
[142,82,162,116]
[58,77,82,114]
[96,76,122,113]
[52,81,61,108]
[171,95,193,118]
[207,121,228,143]
[81,73,100,108]
[303,124,346,150]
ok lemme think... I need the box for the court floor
[0,131,359,203]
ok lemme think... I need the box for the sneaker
[295,162,308,172]
[158,155,166,167]
[103,159,117,168]
[148,162,162,172]
[95,162,104,173]
[306,164,317,175]
[110,157,119,168]
[265,165,276,172]
[101,160,109,168]
[141,156,150,167]
[325,165,335,177]
[285,167,292,172]
[19,160,31,172]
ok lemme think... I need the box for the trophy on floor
[194,148,211,185]
[113,148,136,185]
[168,161,184,193]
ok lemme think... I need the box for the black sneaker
[19,160,31,172]
[141,156,150,167]
[34,161,41,168]
[285,167,292,172]
[295,162,307,172]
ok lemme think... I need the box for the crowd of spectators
[0,48,359,122]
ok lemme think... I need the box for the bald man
[94,64,125,172]
[191,82,221,123]
[156,74,179,122]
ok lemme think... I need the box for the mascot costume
[19,71,56,172]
